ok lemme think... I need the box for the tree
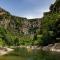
[14,38,20,46]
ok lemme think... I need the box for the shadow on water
[0,47,60,60]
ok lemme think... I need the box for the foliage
[14,38,20,46]
[39,0,60,46]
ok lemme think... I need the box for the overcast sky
[0,0,55,19]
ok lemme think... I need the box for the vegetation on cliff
[0,0,60,46]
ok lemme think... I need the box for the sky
[0,0,55,19]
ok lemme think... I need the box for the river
[0,47,60,60]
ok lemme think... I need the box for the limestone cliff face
[0,8,41,35]
[0,8,11,29]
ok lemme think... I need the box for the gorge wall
[0,7,41,35]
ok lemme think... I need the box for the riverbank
[0,47,14,56]
[20,43,60,52]
[0,43,60,56]
[41,43,60,52]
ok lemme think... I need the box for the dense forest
[0,0,60,46]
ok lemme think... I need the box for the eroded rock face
[42,43,60,52]
[0,7,42,35]
[54,43,60,49]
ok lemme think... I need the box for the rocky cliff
[0,8,41,35]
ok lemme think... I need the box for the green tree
[14,38,20,46]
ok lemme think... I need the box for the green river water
[0,47,60,60]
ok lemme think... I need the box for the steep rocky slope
[0,8,41,35]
